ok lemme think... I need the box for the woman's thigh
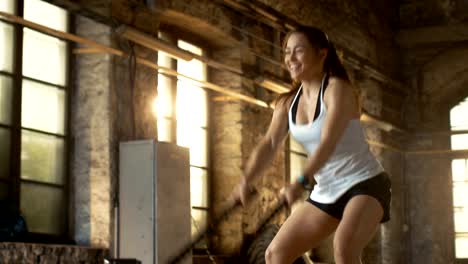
[334,195,383,254]
[267,201,340,262]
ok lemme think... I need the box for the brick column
[210,47,244,254]
[73,15,114,248]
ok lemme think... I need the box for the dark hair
[277,26,357,105]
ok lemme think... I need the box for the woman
[232,26,391,264]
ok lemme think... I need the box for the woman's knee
[333,238,361,263]
[265,243,277,262]
[265,242,286,263]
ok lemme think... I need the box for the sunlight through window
[156,37,209,242]
[155,51,174,142]
[0,0,15,14]
[21,80,65,135]
[176,40,209,240]
[190,167,208,207]
[22,29,68,86]
[0,22,14,73]
[451,98,468,150]
[24,0,68,32]
[17,0,68,236]
[451,98,468,258]
[176,82,207,128]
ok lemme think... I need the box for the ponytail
[324,42,349,81]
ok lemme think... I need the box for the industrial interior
[0,0,468,263]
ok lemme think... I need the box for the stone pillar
[356,76,407,264]
[210,47,244,254]
[404,94,455,264]
[210,45,286,255]
[73,16,114,248]
[241,104,286,233]
[405,138,454,264]
[380,149,406,264]
[357,77,384,264]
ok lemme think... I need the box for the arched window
[155,34,209,247]
[450,97,468,259]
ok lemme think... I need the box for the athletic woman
[232,26,391,264]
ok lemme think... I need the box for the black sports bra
[291,74,329,124]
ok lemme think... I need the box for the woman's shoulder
[325,76,360,114]
[325,76,354,97]
[274,92,295,113]
[327,76,351,88]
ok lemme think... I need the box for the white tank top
[288,75,384,203]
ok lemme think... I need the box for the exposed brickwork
[210,48,244,254]
[52,0,468,263]
[73,15,114,248]
[400,5,468,257]
[0,243,108,264]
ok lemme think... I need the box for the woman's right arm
[235,97,292,205]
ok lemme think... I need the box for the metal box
[119,140,191,264]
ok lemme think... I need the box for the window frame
[0,0,72,243]
[156,31,212,248]
[450,98,468,261]
[452,157,468,260]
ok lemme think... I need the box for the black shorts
[306,172,392,223]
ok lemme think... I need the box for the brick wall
[0,243,108,264]
[66,0,467,263]
[158,0,406,263]
[73,15,114,248]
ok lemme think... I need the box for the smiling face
[284,32,327,82]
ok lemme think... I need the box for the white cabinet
[119,140,191,264]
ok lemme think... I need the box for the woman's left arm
[302,77,359,182]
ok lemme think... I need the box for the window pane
[455,235,468,258]
[23,29,67,86]
[20,182,66,235]
[452,159,467,182]
[451,134,468,150]
[191,209,207,237]
[176,82,207,127]
[178,40,202,56]
[290,152,307,183]
[157,118,172,143]
[451,99,468,258]
[24,0,68,32]
[0,75,13,125]
[290,136,307,154]
[156,74,173,118]
[190,167,208,207]
[0,182,8,200]
[0,22,14,72]
[22,79,66,135]
[0,0,15,14]
[451,98,468,131]
[0,128,11,179]
[454,209,468,232]
[21,130,65,185]
[453,182,468,208]
[177,126,207,167]
[158,51,173,68]
[177,61,205,81]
